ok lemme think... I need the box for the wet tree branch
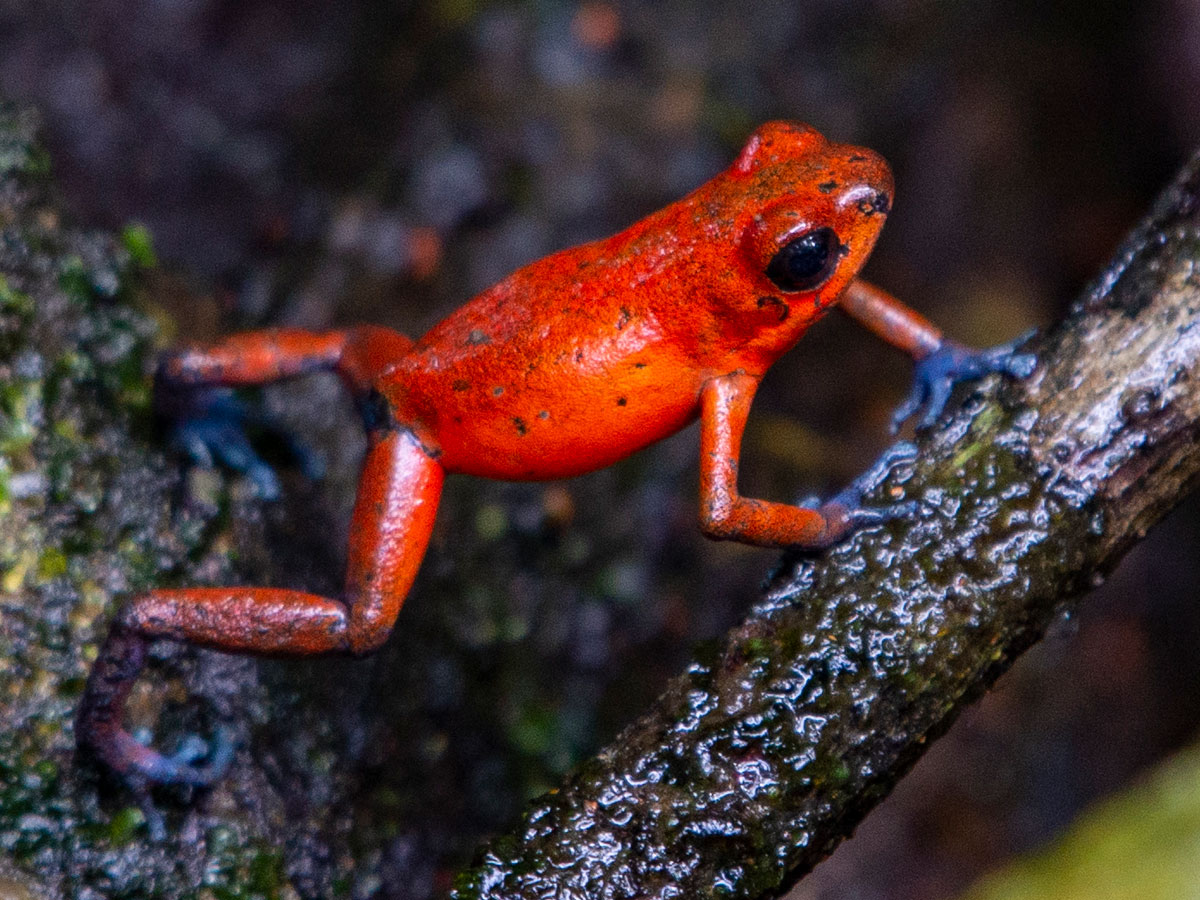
[450,152,1200,899]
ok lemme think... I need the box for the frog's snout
[824,144,893,221]
[838,181,892,220]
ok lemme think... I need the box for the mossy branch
[449,153,1200,899]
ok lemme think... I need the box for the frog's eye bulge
[766,227,842,292]
[731,120,825,174]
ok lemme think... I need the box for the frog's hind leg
[157,325,416,495]
[77,428,443,789]
[158,325,413,390]
[335,325,415,394]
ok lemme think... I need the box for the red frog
[78,122,1033,802]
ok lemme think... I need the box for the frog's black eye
[766,227,841,292]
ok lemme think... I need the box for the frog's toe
[809,495,917,549]
[138,795,168,842]
[807,442,919,546]
[889,381,929,434]
[842,498,919,530]
[169,413,282,500]
[850,440,918,494]
[991,345,1039,379]
[120,726,235,789]
[282,430,326,481]
[161,726,236,787]
[895,333,1038,432]
[971,329,1039,376]
[1005,351,1039,378]
[126,728,235,841]
[915,376,955,430]
[158,384,328,500]
[211,436,282,500]
[163,727,236,782]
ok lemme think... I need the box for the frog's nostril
[852,190,890,217]
[840,183,891,217]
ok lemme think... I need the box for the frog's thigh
[124,429,443,654]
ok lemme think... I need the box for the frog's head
[728,121,892,324]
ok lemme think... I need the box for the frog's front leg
[840,280,1037,431]
[77,428,443,791]
[698,374,913,549]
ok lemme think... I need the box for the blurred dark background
[3,1,1199,897]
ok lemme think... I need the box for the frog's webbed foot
[77,618,237,839]
[157,377,323,501]
[891,332,1038,433]
[141,727,236,787]
[132,728,236,841]
[803,442,919,546]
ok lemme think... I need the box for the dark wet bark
[449,152,1200,899]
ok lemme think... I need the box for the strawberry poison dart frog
[78,122,1033,797]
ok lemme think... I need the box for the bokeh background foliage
[0,1,1199,898]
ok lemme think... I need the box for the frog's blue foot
[157,381,323,500]
[891,332,1038,433]
[804,442,919,545]
[78,611,238,839]
[132,727,235,841]
[143,726,236,787]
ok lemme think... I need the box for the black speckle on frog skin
[757,295,790,321]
